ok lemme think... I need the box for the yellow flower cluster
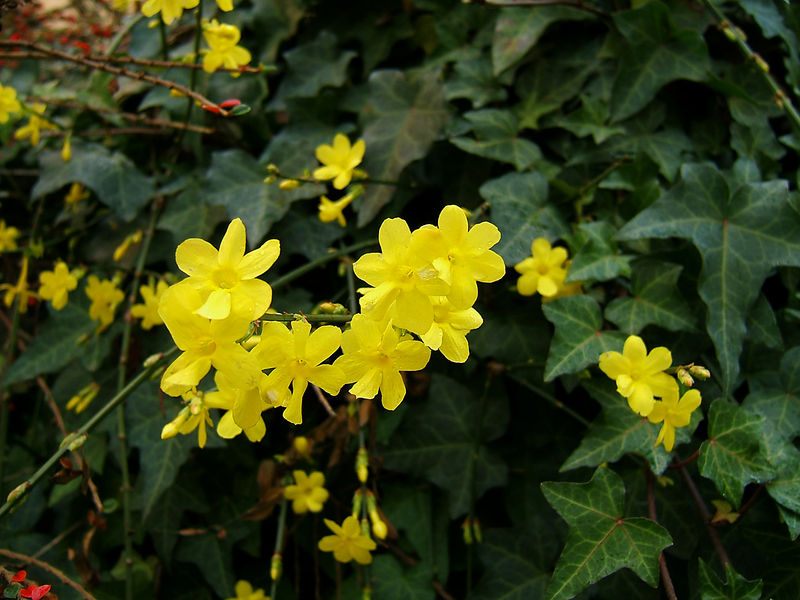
[514,238,582,301]
[156,207,504,446]
[598,335,704,451]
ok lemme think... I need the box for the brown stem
[0,41,228,115]
[644,464,678,600]
[0,548,97,600]
[676,462,732,567]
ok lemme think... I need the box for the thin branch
[676,461,732,568]
[645,464,678,600]
[0,41,229,115]
[0,548,97,600]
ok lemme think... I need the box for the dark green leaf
[618,162,800,394]
[491,6,593,76]
[205,149,291,245]
[480,171,569,265]
[542,295,627,381]
[541,467,672,600]
[698,399,775,507]
[560,380,689,475]
[33,146,154,220]
[358,70,450,225]
[604,261,697,334]
[382,374,508,517]
[568,221,633,283]
[611,2,710,121]
[268,30,356,109]
[470,529,549,599]
[698,558,763,600]
[451,109,541,171]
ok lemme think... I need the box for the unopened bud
[270,552,282,581]
[279,179,301,190]
[352,489,363,517]
[676,367,694,387]
[356,446,369,483]
[689,364,711,380]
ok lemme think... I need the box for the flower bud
[356,446,369,483]
[270,552,282,581]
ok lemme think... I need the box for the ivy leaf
[479,171,569,265]
[610,1,710,122]
[451,109,542,171]
[541,467,672,600]
[470,529,549,599]
[560,380,684,475]
[5,303,95,385]
[381,374,508,517]
[268,30,356,109]
[568,221,634,283]
[617,162,800,395]
[542,295,627,381]
[358,70,450,225]
[698,399,775,507]
[33,145,154,220]
[604,261,697,334]
[371,556,435,600]
[697,558,763,600]
[127,381,196,519]
[491,5,593,76]
[205,150,291,246]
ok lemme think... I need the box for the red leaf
[12,570,26,582]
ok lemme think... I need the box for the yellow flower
[313,133,365,190]
[157,282,260,397]
[130,280,169,329]
[0,256,35,313]
[176,218,280,321]
[419,296,483,364]
[318,515,377,564]
[204,371,272,440]
[254,320,345,425]
[411,205,506,308]
[335,314,430,410]
[141,0,199,24]
[64,182,90,211]
[318,191,356,227]
[85,275,124,331]
[0,220,20,252]
[38,261,78,310]
[15,104,57,146]
[647,386,701,452]
[283,470,329,514]
[0,83,21,123]
[161,390,214,448]
[514,238,568,298]
[598,335,677,417]
[202,20,251,74]
[353,218,449,335]
[225,580,268,600]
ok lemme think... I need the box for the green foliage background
[3,0,800,598]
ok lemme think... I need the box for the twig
[645,464,678,600]
[312,385,336,418]
[676,462,731,567]
[0,40,229,115]
[0,548,97,600]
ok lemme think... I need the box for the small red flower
[12,570,26,582]
[19,583,51,600]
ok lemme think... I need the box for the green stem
[704,0,800,131]
[116,203,161,600]
[270,239,377,291]
[0,347,179,521]
[270,485,289,600]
